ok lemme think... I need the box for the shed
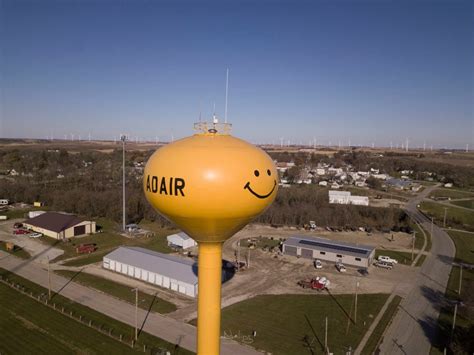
[23,212,96,239]
[167,232,197,249]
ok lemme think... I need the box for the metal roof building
[283,236,375,267]
[103,246,198,297]
[166,232,197,249]
[23,212,96,240]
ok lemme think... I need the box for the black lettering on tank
[169,177,174,196]
[160,177,168,195]
[175,178,185,196]
[146,175,151,192]
[152,176,158,193]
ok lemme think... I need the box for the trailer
[297,277,330,291]
[76,243,97,254]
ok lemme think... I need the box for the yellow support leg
[197,242,223,355]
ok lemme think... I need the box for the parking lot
[0,219,64,263]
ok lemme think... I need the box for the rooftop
[284,236,374,258]
[104,246,198,284]
[25,212,84,233]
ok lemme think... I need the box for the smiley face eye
[254,170,260,177]
[267,169,271,176]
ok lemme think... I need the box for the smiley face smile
[244,180,277,199]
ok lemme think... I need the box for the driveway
[0,219,64,263]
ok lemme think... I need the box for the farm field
[0,268,192,354]
[192,293,389,355]
[419,201,474,232]
[55,270,177,314]
[431,230,474,353]
[451,199,474,210]
[0,282,148,354]
[429,188,474,200]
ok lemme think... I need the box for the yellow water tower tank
[144,121,278,354]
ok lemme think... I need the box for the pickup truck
[374,260,393,269]
[378,255,398,264]
[336,262,346,272]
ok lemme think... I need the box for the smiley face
[244,168,277,199]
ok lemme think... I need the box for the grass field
[430,188,474,200]
[0,241,31,259]
[375,249,414,265]
[431,230,474,354]
[415,254,427,267]
[192,293,389,355]
[55,270,176,314]
[410,222,428,250]
[38,217,177,265]
[419,201,474,232]
[451,199,474,210]
[0,282,145,354]
[240,236,281,248]
[0,268,193,354]
[361,295,402,355]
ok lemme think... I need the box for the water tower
[144,119,277,354]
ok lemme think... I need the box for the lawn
[192,293,389,355]
[451,199,474,210]
[430,189,474,200]
[410,221,429,250]
[0,268,193,354]
[0,282,144,354]
[419,201,474,232]
[375,249,414,265]
[55,270,176,314]
[240,236,281,249]
[361,295,402,355]
[42,217,177,265]
[0,241,31,259]
[431,230,474,354]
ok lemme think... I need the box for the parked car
[314,259,323,269]
[29,232,42,238]
[13,222,23,229]
[378,255,398,264]
[336,262,346,272]
[13,229,29,235]
[358,268,369,276]
[374,260,393,269]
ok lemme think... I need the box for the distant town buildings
[328,190,369,206]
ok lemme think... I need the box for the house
[318,181,328,187]
[444,183,453,188]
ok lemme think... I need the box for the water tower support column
[197,242,223,355]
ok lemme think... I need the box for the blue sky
[1,0,472,148]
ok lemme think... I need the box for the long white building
[103,246,198,297]
[328,190,369,206]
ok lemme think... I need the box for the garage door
[128,266,134,276]
[178,284,186,294]
[170,282,178,291]
[74,225,86,236]
[301,248,313,259]
[163,277,170,288]
[134,268,141,279]
[141,270,148,281]
[284,245,297,256]
[155,275,163,286]
[110,260,116,270]
[148,272,155,284]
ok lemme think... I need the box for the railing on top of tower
[194,114,232,135]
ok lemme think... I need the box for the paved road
[0,251,260,355]
[379,185,456,354]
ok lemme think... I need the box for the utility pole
[458,265,463,294]
[443,208,448,228]
[47,257,52,300]
[121,134,127,232]
[325,316,328,354]
[431,217,434,240]
[355,281,359,323]
[237,239,241,270]
[247,247,250,268]
[412,232,416,261]
[131,288,138,340]
[451,303,458,342]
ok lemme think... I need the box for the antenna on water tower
[225,68,229,124]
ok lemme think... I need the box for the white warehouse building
[167,232,197,249]
[103,246,199,297]
[328,190,369,206]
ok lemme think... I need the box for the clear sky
[1,0,473,148]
